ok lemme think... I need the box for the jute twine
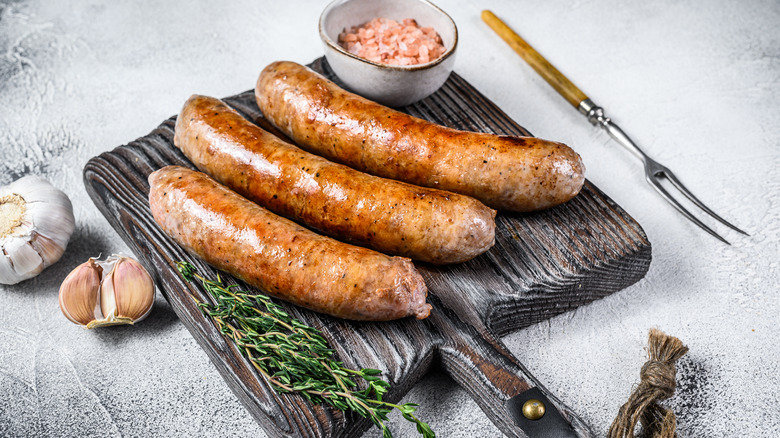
[607,328,689,438]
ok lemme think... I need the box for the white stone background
[1,0,778,436]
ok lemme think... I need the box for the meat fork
[482,10,748,244]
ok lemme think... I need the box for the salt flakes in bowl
[319,0,458,107]
[338,18,446,66]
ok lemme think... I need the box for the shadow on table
[672,354,716,435]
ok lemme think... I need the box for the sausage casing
[148,166,431,321]
[174,95,496,265]
[255,61,585,212]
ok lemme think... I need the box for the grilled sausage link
[255,61,585,212]
[148,166,431,321]
[174,95,496,265]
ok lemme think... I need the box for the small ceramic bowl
[319,0,458,107]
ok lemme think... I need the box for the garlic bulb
[0,175,75,285]
[59,255,155,329]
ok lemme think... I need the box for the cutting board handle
[438,329,594,437]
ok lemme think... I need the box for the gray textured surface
[0,0,778,437]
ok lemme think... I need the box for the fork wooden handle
[481,10,588,108]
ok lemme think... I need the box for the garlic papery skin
[58,258,103,326]
[92,255,154,328]
[0,175,75,285]
[59,255,155,329]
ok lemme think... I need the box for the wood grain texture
[83,58,650,438]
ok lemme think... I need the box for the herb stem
[176,261,434,438]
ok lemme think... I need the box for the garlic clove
[59,259,102,326]
[3,237,44,278]
[0,252,16,283]
[29,232,62,266]
[59,255,155,329]
[26,200,75,250]
[115,258,155,323]
[99,256,155,326]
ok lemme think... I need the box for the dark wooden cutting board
[83,58,650,438]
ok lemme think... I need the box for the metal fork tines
[579,99,749,244]
[480,11,748,244]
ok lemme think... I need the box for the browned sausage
[148,166,431,321]
[255,61,585,212]
[174,95,496,265]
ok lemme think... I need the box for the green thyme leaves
[176,261,434,438]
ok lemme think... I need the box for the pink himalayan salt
[337,18,446,66]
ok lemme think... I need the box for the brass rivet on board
[522,399,545,420]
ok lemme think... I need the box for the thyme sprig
[176,261,434,438]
